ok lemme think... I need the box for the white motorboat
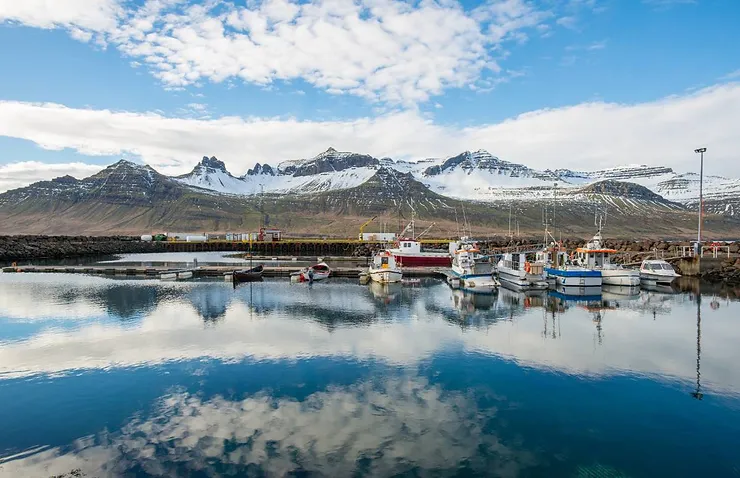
[639,259,680,285]
[573,229,640,286]
[291,262,332,283]
[368,250,403,283]
[449,240,498,291]
[496,252,548,290]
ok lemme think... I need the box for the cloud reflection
[0,377,537,477]
[0,276,739,395]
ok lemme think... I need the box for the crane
[358,215,378,240]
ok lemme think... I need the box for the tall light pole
[694,148,707,256]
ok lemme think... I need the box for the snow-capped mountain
[171,148,740,216]
[175,149,379,196]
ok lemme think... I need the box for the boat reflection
[368,281,403,305]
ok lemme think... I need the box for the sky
[0,0,738,191]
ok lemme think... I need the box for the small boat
[449,239,498,291]
[639,259,680,285]
[160,271,177,281]
[232,265,264,283]
[368,250,403,283]
[177,271,193,280]
[573,229,640,286]
[496,252,548,290]
[538,246,602,287]
[291,262,331,283]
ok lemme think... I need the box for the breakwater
[0,235,165,264]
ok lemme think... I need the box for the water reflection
[1,273,740,476]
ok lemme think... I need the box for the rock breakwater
[0,236,165,264]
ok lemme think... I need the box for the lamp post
[694,148,706,257]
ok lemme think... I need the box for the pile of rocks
[0,235,165,263]
[699,258,740,285]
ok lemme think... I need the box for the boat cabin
[536,248,569,268]
[396,239,422,254]
[373,251,398,269]
[501,252,545,275]
[574,233,618,269]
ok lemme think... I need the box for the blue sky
[0,0,738,190]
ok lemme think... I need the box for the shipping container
[362,233,397,242]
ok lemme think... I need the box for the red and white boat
[291,262,331,282]
[389,238,451,267]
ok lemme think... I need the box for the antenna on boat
[454,207,461,239]
[461,203,470,238]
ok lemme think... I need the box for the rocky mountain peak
[280,149,380,177]
[198,156,228,172]
[246,163,276,176]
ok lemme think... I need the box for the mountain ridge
[1,149,739,236]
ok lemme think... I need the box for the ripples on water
[0,272,739,477]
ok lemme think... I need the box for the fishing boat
[449,239,499,291]
[291,262,331,283]
[572,227,640,286]
[537,245,602,287]
[389,238,451,267]
[639,259,680,285]
[388,215,451,267]
[496,251,548,290]
[232,264,264,283]
[368,250,403,283]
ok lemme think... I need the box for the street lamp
[694,147,707,257]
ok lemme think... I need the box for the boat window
[662,264,674,270]
[382,257,389,265]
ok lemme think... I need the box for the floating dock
[1,265,445,279]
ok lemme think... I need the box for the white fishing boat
[368,250,403,283]
[639,259,680,285]
[291,262,332,283]
[449,239,499,291]
[573,229,640,286]
[496,252,548,290]
[537,246,602,287]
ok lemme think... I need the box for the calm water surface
[0,272,739,477]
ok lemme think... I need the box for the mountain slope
[1,151,739,237]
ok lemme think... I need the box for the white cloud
[720,69,740,81]
[1,83,739,187]
[1,0,552,105]
[0,0,122,32]
[0,161,104,192]
[555,15,577,29]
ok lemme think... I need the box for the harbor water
[0,271,739,477]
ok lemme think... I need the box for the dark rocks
[0,236,165,263]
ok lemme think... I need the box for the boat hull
[392,253,451,267]
[369,269,403,283]
[497,268,549,290]
[291,271,331,282]
[545,268,602,287]
[639,272,679,285]
[459,276,499,292]
[600,270,640,286]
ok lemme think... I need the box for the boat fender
[524,262,531,273]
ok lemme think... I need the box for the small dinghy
[233,265,264,284]
[291,262,331,283]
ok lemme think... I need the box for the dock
[1,265,445,279]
